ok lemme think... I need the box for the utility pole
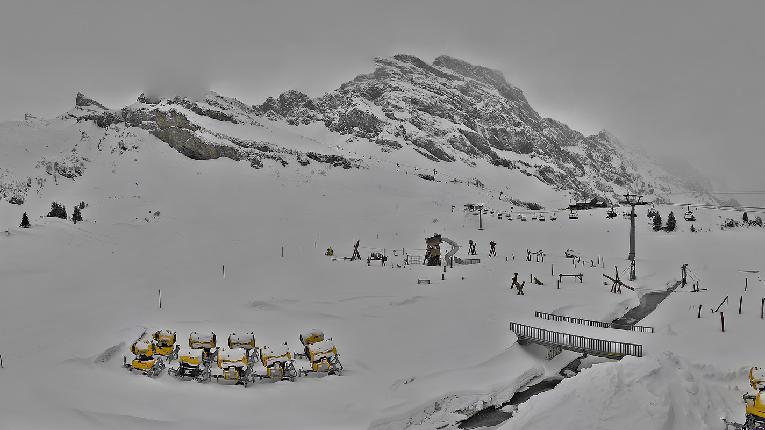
[623,193,643,281]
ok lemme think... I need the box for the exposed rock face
[258,54,692,202]
[75,93,108,110]
[149,109,241,161]
[64,92,361,172]
[55,54,715,203]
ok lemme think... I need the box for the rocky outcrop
[75,93,109,110]
[257,54,700,202]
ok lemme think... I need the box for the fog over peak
[2,0,764,193]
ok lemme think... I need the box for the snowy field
[1,116,764,429]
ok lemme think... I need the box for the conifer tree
[19,212,30,228]
[665,211,676,232]
[72,206,82,224]
[653,212,663,231]
[743,211,749,224]
[47,202,67,219]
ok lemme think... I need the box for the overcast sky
[2,0,763,191]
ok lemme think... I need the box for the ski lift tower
[623,193,643,281]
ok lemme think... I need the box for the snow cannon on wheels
[212,348,251,386]
[228,332,256,353]
[724,367,765,429]
[256,344,298,382]
[742,367,765,429]
[124,336,165,377]
[228,332,259,366]
[167,347,209,382]
[189,331,217,365]
[152,330,179,361]
[304,339,342,376]
[425,234,443,266]
[298,329,325,358]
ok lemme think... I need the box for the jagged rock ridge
[256,54,707,202]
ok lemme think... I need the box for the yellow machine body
[129,339,159,373]
[218,349,248,369]
[215,348,248,382]
[300,329,324,346]
[747,367,765,421]
[261,347,292,367]
[153,330,176,356]
[746,393,765,420]
[131,357,158,372]
[189,332,216,350]
[228,333,256,350]
[179,349,202,366]
[308,340,337,363]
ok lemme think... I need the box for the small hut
[425,234,443,266]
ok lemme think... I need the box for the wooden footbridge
[509,321,643,358]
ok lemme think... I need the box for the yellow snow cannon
[228,332,256,351]
[257,344,298,381]
[189,331,217,363]
[298,329,325,358]
[741,367,765,429]
[124,338,165,377]
[153,330,179,360]
[305,339,342,375]
[168,347,209,382]
[212,347,250,386]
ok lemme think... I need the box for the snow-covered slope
[0,74,759,430]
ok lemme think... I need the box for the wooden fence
[534,311,654,333]
[509,321,643,358]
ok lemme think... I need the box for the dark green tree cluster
[652,211,663,231]
[665,211,676,232]
[47,202,67,219]
[72,206,83,224]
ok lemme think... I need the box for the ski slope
[0,113,763,429]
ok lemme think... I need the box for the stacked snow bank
[371,347,552,430]
[501,352,741,430]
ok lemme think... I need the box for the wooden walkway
[509,321,643,358]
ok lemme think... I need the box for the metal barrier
[509,322,643,358]
[534,311,654,333]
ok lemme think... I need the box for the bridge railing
[534,311,654,333]
[510,321,643,357]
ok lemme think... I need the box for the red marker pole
[720,312,725,333]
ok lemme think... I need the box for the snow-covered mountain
[1,54,714,208]
[0,55,761,430]
[255,54,714,204]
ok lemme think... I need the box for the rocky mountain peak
[75,92,108,110]
[52,54,715,204]
[137,93,161,105]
